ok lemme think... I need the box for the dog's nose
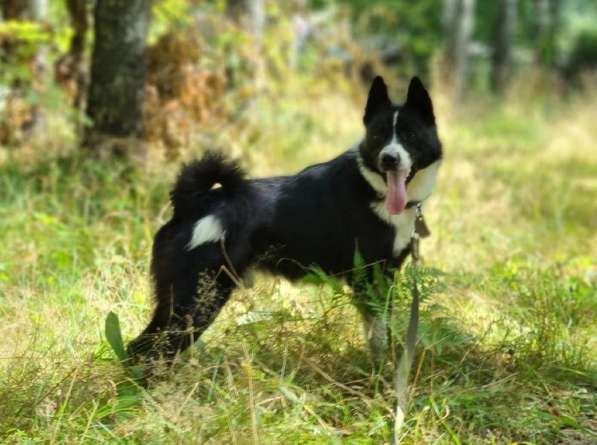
[380,153,398,171]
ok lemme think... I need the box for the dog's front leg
[358,307,390,364]
[351,270,394,366]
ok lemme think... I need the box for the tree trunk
[28,0,48,74]
[247,0,265,90]
[491,0,517,93]
[533,0,560,67]
[442,0,475,103]
[63,0,88,66]
[0,0,28,19]
[225,0,265,89]
[85,0,150,155]
[28,0,47,21]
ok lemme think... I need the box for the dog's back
[251,151,396,278]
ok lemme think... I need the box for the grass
[0,82,596,444]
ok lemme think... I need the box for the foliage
[1,85,596,442]
[311,0,443,79]
[565,27,597,79]
[0,1,596,443]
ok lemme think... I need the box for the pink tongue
[385,170,408,215]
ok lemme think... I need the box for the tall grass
[0,79,595,443]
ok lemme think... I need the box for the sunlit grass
[0,80,595,443]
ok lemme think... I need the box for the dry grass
[0,75,595,444]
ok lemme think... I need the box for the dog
[128,76,443,366]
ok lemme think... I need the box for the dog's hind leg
[127,274,233,363]
[127,239,248,368]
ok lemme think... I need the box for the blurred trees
[491,0,517,92]
[226,0,265,89]
[0,0,48,145]
[1,1,45,21]
[532,0,561,67]
[442,0,475,102]
[1,0,597,155]
[55,0,89,117]
[565,28,597,82]
[85,0,150,155]
[323,0,443,79]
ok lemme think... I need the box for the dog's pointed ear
[364,76,391,125]
[405,76,435,124]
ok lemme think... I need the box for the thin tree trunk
[442,0,475,103]
[225,0,265,89]
[247,0,265,90]
[491,0,517,93]
[63,0,88,70]
[533,0,548,64]
[85,0,150,155]
[28,0,48,75]
[533,0,560,67]
[547,0,562,67]
[28,0,47,21]
[27,0,48,132]
[56,0,89,135]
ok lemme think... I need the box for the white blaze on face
[380,111,412,215]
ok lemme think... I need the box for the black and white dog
[128,76,443,365]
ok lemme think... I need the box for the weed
[1,87,596,443]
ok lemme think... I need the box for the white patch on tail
[187,215,225,250]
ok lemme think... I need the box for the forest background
[0,0,596,443]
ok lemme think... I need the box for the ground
[0,82,595,444]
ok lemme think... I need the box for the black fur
[170,151,246,219]
[128,76,443,365]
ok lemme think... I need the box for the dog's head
[359,76,442,215]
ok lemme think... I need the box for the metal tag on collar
[411,233,421,262]
[414,204,431,238]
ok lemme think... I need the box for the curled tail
[170,151,246,218]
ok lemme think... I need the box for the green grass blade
[105,311,128,362]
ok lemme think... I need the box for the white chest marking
[371,203,418,255]
[187,215,225,250]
